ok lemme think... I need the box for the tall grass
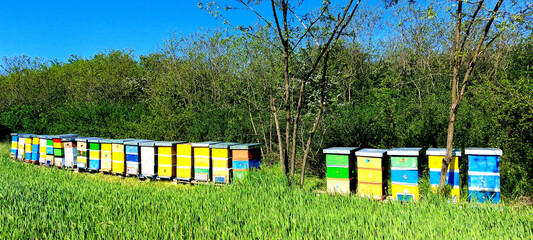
[0,142,531,239]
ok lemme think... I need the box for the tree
[438,0,533,191]
[200,0,362,185]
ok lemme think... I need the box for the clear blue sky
[0,0,328,62]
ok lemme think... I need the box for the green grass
[0,142,532,239]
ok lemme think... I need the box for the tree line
[1,0,532,198]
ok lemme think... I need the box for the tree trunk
[271,97,284,171]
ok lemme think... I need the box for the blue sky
[0,0,336,62]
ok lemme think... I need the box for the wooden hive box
[10,133,18,160]
[61,136,79,169]
[356,148,388,200]
[388,147,423,201]
[230,143,262,181]
[155,141,186,180]
[192,141,222,182]
[24,134,33,162]
[98,139,114,173]
[45,135,55,166]
[139,141,157,178]
[39,136,48,165]
[17,134,26,161]
[466,148,502,204]
[76,137,102,170]
[176,143,194,181]
[53,134,78,168]
[110,139,137,175]
[31,135,41,164]
[323,147,358,195]
[125,140,153,176]
[87,138,104,171]
[210,142,240,184]
[426,148,461,202]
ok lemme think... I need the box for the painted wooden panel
[89,150,100,160]
[233,169,248,180]
[176,143,193,155]
[213,159,230,168]
[358,182,385,199]
[429,170,459,187]
[358,168,383,183]
[25,138,33,161]
[46,155,54,166]
[468,190,500,203]
[357,157,382,169]
[391,184,419,201]
[77,141,88,169]
[326,166,352,179]
[390,156,418,168]
[126,161,140,176]
[468,175,500,190]
[39,139,47,164]
[391,169,419,185]
[89,143,100,151]
[17,137,25,160]
[100,143,112,172]
[10,138,18,159]
[195,156,210,168]
[31,144,39,162]
[140,146,156,177]
[327,178,354,195]
[54,148,65,157]
[158,146,173,155]
[64,147,75,168]
[194,147,210,157]
[176,166,193,180]
[55,157,64,168]
[177,156,193,167]
[233,160,250,170]
[194,168,210,182]
[249,159,261,168]
[428,155,459,170]
[212,149,230,158]
[232,148,261,160]
[468,155,500,173]
[125,145,138,154]
[112,144,126,174]
[326,154,350,166]
[213,168,231,183]
[88,159,100,171]
[158,164,175,178]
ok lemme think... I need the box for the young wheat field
[0,142,531,239]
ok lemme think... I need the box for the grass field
[0,142,532,239]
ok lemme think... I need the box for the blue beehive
[466,148,502,204]
[10,133,18,160]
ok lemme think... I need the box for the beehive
[76,137,102,170]
[24,134,33,162]
[39,136,48,165]
[17,134,26,161]
[155,141,185,179]
[323,147,357,195]
[210,142,240,184]
[466,148,502,204]
[124,140,153,176]
[139,141,157,178]
[110,139,137,175]
[10,133,18,160]
[62,137,78,169]
[53,134,78,168]
[176,143,194,181]
[230,143,262,180]
[31,135,41,164]
[45,135,55,166]
[192,141,222,182]
[88,138,103,171]
[388,147,423,201]
[99,139,114,173]
[426,148,461,202]
[356,148,388,200]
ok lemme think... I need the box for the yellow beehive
[100,141,113,172]
[156,141,184,179]
[426,148,461,201]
